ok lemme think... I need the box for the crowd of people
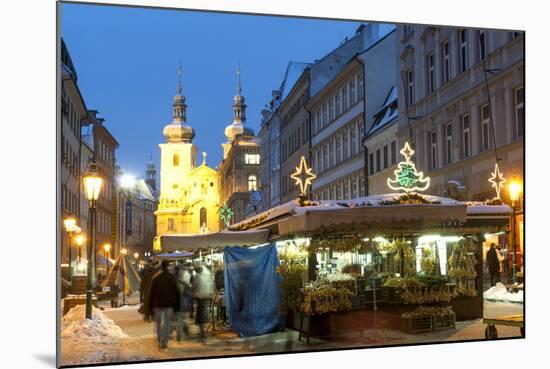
[139,259,219,350]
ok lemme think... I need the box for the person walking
[487,243,501,287]
[175,263,193,341]
[149,260,179,350]
[139,263,160,322]
[192,264,215,343]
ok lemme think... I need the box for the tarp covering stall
[154,251,194,260]
[159,229,270,252]
[224,244,284,337]
[101,254,141,296]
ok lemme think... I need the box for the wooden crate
[433,312,456,331]
[401,315,433,333]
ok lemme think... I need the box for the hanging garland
[447,240,478,297]
[380,193,441,206]
[301,282,353,316]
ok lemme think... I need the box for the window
[323,103,328,127]
[245,153,260,164]
[459,29,468,73]
[430,130,438,170]
[351,177,357,198]
[335,92,341,117]
[351,124,357,157]
[343,178,349,199]
[342,86,349,111]
[329,96,335,122]
[391,140,397,164]
[343,128,349,160]
[350,78,356,105]
[329,138,335,168]
[427,53,435,94]
[376,149,381,172]
[200,207,207,228]
[481,104,490,151]
[442,40,450,84]
[336,133,342,163]
[248,175,257,191]
[167,218,175,231]
[462,114,471,158]
[515,86,524,138]
[369,152,374,176]
[445,123,453,164]
[403,24,413,36]
[479,31,486,60]
[407,69,415,106]
[358,73,364,100]
[316,110,321,133]
[173,154,179,166]
[383,145,388,169]
[324,143,329,170]
[317,149,323,173]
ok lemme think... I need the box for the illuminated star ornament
[387,142,430,193]
[488,163,506,200]
[218,203,234,228]
[291,156,317,197]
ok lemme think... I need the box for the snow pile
[483,283,524,303]
[61,305,128,344]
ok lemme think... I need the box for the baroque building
[219,68,261,223]
[155,67,220,236]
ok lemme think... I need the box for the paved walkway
[60,301,523,366]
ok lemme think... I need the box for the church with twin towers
[155,65,261,238]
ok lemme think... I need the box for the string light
[488,163,506,200]
[290,156,317,197]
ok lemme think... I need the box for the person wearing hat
[149,260,179,350]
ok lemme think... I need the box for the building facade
[280,67,311,202]
[395,25,524,201]
[309,25,395,200]
[115,171,157,260]
[81,110,119,272]
[219,70,261,223]
[60,39,88,272]
[364,86,399,195]
[155,68,220,236]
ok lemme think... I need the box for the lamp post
[63,214,77,281]
[83,159,103,319]
[103,243,111,272]
[508,177,522,284]
[75,234,85,264]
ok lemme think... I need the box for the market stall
[228,146,512,339]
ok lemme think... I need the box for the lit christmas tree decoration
[387,142,430,193]
[219,202,234,228]
[488,163,506,200]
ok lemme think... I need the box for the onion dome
[163,64,195,143]
[224,65,253,141]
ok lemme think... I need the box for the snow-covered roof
[160,229,270,252]
[280,61,311,101]
[367,86,398,137]
[229,193,512,233]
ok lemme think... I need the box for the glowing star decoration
[291,156,317,197]
[387,142,430,193]
[219,202,234,228]
[488,163,506,200]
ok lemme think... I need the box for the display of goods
[401,306,455,333]
[302,283,353,316]
[401,315,433,333]
[277,252,307,311]
[402,285,455,304]
[447,240,478,297]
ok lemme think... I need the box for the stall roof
[159,229,270,253]
[229,193,512,236]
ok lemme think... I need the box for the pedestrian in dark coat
[149,260,179,349]
[487,243,501,287]
[138,265,160,322]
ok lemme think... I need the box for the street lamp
[508,177,523,284]
[134,252,139,260]
[121,247,128,255]
[63,213,77,281]
[103,243,111,271]
[75,234,86,264]
[83,159,103,319]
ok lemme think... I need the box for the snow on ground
[61,304,128,344]
[483,283,524,303]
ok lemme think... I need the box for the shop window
[173,154,179,166]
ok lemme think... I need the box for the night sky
[61,3,362,179]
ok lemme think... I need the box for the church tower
[155,64,220,238]
[145,155,157,192]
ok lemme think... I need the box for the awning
[277,204,467,236]
[160,229,270,253]
[154,251,194,260]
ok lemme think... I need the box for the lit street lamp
[75,234,86,264]
[103,243,111,271]
[83,159,103,319]
[509,177,523,284]
[121,247,128,255]
[63,213,77,281]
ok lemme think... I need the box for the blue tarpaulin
[224,244,284,337]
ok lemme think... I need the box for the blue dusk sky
[61,3,370,178]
